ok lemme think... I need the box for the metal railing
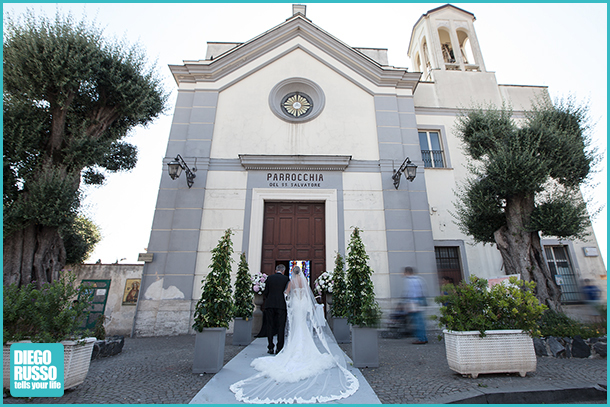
[421,150,445,168]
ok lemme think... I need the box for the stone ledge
[534,336,606,359]
[91,335,125,360]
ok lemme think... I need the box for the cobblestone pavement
[4,332,607,404]
[339,333,607,404]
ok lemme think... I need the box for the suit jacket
[263,272,290,309]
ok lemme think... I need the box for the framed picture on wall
[122,279,141,305]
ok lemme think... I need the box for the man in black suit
[263,264,290,354]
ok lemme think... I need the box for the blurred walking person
[402,267,428,344]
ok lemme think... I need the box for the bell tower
[408,4,486,80]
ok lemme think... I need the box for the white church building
[133,4,606,336]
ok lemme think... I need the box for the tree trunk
[494,195,562,312]
[3,224,66,288]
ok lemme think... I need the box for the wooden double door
[261,202,325,287]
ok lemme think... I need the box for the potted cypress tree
[330,253,351,343]
[434,276,547,378]
[346,227,381,367]
[192,229,234,374]
[232,253,254,346]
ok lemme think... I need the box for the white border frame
[248,188,338,274]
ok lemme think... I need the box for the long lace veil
[229,268,359,404]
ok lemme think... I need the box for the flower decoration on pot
[331,252,349,318]
[434,276,548,337]
[346,227,381,327]
[192,229,234,331]
[3,270,94,344]
[314,271,333,297]
[234,252,254,320]
[251,271,268,296]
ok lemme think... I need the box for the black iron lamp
[392,157,417,189]
[167,154,196,188]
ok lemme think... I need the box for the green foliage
[433,276,547,337]
[345,227,381,327]
[3,271,94,343]
[538,309,606,339]
[192,229,234,331]
[453,99,597,245]
[455,104,516,160]
[233,253,254,319]
[4,164,81,236]
[592,303,608,337]
[331,253,349,318]
[526,96,594,188]
[454,177,506,243]
[529,191,591,239]
[3,9,167,239]
[93,314,106,340]
[61,215,102,264]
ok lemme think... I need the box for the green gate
[78,279,111,330]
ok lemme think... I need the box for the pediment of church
[169,13,420,93]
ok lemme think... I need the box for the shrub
[538,309,606,339]
[3,271,94,343]
[192,229,234,331]
[591,303,608,336]
[94,314,106,340]
[234,252,254,319]
[434,276,547,337]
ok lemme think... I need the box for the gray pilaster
[136,90,219,336]
[375,95,438,301]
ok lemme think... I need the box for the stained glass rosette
[281,93,313,118]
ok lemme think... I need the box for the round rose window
[281,92,313,118]
[269,78,325,123]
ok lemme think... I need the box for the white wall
[342,172,390,299]
[210,48,379,160]
[194,171,248,301]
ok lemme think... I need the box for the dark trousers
[264,307,287,352]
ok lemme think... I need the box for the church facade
[133,4,606,336]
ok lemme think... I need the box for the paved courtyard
[3,332,607,404]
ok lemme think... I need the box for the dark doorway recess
[261,202,326,288]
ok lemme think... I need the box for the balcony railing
[421,150,445,168]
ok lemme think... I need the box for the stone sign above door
[239,154,351,171]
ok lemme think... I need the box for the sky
[3,2,607,266]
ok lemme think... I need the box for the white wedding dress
[230,270,359,404]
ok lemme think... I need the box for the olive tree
[3,10,167,287]
[454,97,599,311]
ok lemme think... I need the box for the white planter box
[443,329,536,378]
[3,337,96,390]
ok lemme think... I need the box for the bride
[230,266,359,404]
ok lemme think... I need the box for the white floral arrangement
[314,271,334,296]
[252,271,268,295]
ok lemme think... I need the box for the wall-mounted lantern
[392,157,417,189]
[167,154,196,188]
